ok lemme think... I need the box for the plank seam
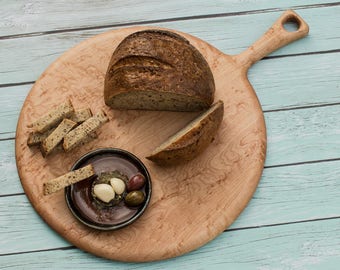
[264,49,340,61]
[0,49,339,89]
[0,2,339,41]
[263,101,340,113]
[1,216,339,257]
[225,216,340,232]
[0,192,25,198]
[2,156,340,198]
[0,246,75,257]
[264,157,340,169]
[0,81,35,88]
[0,137,16,141]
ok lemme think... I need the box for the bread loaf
[104,29,215,111]
[146,100,224,165]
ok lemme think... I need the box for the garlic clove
[93,183,115,203]
[110,177,126,195]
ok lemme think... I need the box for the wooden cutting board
[15,10,308,262]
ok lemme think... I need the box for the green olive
[125,191,145,207]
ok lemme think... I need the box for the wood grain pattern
[15,27,266,262]
[2,159,339,255]
[4,104,340,196]
[2,51,340,140]
[1,1,339,268]
[2,5,339,85]
[0,0,334,37]
[0,140,22,195]
[265,105,340,166]
[1,218,339,269]
[14,10,309,261]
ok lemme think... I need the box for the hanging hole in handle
[282,15,301,32]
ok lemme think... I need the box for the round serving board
[16,10,308,262]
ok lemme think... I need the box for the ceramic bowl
[65,148,152,230]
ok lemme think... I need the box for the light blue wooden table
[1,1,339,269]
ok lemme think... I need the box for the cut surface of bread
[28,99,74,133]
[40,119,77,157]
[146,100,224,165]
[43,164,95,195]
[27,129,54,146]
[104,29,215,112]
[69,108,93,123]
[63,110,108,151]
[108,90,209,111]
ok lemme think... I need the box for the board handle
[235,10,309,69]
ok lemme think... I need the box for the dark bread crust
[146,100,224,165]
[104,29,215,111]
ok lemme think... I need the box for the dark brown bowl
[65,148,152,230]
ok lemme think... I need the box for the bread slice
[43,164,95,195]
[69,108,93,123]
[63,110,108,151]
[40,132,98,156]
[27,108,93,147]
[40,119,77,157]
[73,131,98,148]
[27,129,55,146]
[146,100,224,165]
[104,29,215,112]
[28,99,74,133]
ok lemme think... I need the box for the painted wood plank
[2,99,340,166]
[1,104,340,195]
[0,195,68,254]
[1,6,339,84]
[1,159,339,254]
[265,105,340,166]
[1,218,339,269]
[0,1,338,267]
[249,53,340,111]
[0,52,339,138]
[0,84,30,139]
[0,140,23,195]
[1,0,338,37]
[230,160,340,229]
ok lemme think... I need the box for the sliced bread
[104,29,215,111]
[28,99,74,133]
[69,108,93,123]
[27,129,55,146]
[146,100,224,165]
[40,119,77,157]
[43,164,95,195]
[63,110,108,151]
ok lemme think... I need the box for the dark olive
[127,173,146,191]
[125,191,145,207]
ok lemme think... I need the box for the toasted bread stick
[69,108,93,123]
[41,119,77,157]
[43,164,95,195]
[28,99,74,133]
[63,110,108,151]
